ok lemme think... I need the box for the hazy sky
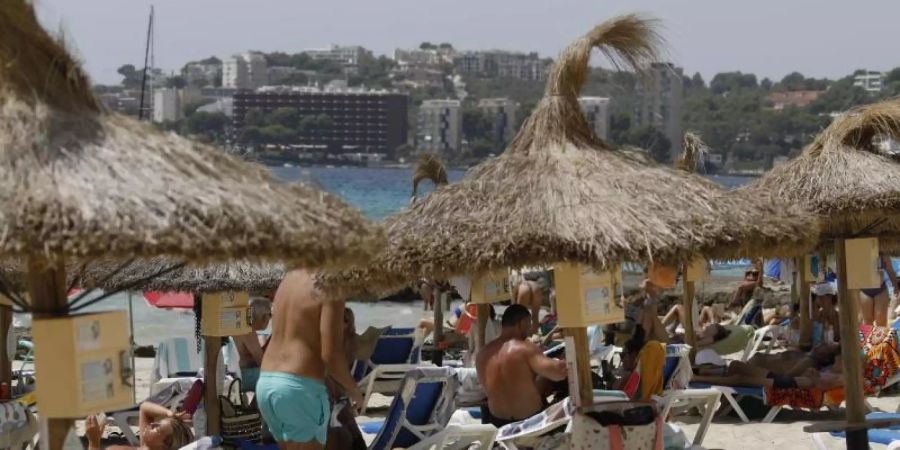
[36,0,899,85]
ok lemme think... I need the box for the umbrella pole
[433,289,444,366]
[203,335,222,437]
[128,291,137,403]
[27,257,73,450]
[835,238,868,449]
[683,272,697,361]
[563,327,592,406]
[797,257,813,350]
[0,304,11,388]
[476,304,489,349]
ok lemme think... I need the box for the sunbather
[232,297,272,391]
[661,302,724,334]
[812,283,840,342]
[614,326,666,401]
[745,342,841,377]
[476,304,567,428]
[729,261,763,314]
[515,273,548,334]
[693,354,845,390]
[86,402,193,450]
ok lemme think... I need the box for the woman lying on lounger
[692,354,846,391]
[86,402,194,450]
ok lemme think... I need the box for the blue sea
[11,168,757,346]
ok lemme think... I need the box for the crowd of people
[80,258,899,450]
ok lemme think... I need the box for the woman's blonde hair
[165,417,194,450]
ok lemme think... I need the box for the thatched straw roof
[75,259,285,294]
[410,153,449,202]
[678,131,709,173]
[321,15,818,295]
[0,3,383,267]
[743,98,900,240]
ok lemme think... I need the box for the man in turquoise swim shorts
[258,270,363,449]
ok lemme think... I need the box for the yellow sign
[554,262,625,327]
[470,269,512,304]
[648,263,677,288]
[32,311,133,417]
[845,238,881,289]
[201,291,252,336]
[685,258,708,282]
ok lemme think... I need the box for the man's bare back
[476,337,546,420]
[262,270,326,380]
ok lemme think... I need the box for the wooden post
[433,290,444,366]
[563,327,593,407]
[0,305,11,388]
[835,238,868,449]
[27,257,74,450]
[476,304,490,349]
[204,335,223,437]
[683,277,697,361]
[797,256,813,350]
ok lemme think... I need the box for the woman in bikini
[859,253,897,327]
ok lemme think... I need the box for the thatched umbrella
[743,98,900,448]
[77,259,285,295]
[410,152,449,203]
[377,24,816,287]
[0,4,382,445]
[328,15,819,405]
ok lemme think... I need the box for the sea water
[13,167,756,346]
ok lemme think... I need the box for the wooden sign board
[32,311,133,417]
[201,291,251,337]
[554,263,625,327]
[845,238,881,289]
[470,270,511,304]
[684,258,708,282]
[648,263,677,288]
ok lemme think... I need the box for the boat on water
[283,162,294,168]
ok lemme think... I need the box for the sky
[35,0,900,85]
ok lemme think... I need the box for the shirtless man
[232,297,272,392]
[476,305,567,427]
[257,270,363,450]
[515,274,546,334]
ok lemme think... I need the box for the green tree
[419,42,436,50]
[181,112,228,142]
[117,64,143,89]
[624,126,671,163]
[244,108,267,127]
[710,72,758,95]
[268,107,301,128]
[462,108,494,143]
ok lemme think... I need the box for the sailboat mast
[137,6,154,120]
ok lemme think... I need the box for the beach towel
[763,386,823,409]
[637,341,666,401]
[859,325,900,395]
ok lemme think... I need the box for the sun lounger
[356,327,430,414]
[655,344,721,447]
[359,367,496,450]
[494,391,627,450]
[811,412,900,450]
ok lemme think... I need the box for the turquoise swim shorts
[241,367,261,392]
[256,372,330,444]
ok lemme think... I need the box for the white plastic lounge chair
[654,344,721,447]
[355,327,430,414]
[151,337,226,396]
[359,366,497,450]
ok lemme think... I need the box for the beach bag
[219,379,262,442]
[570,401,663,450]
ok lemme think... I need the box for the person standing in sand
[514,273,546,334]
[476,305,567,427]
[232,297,272,392]
[257,270,363,450]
